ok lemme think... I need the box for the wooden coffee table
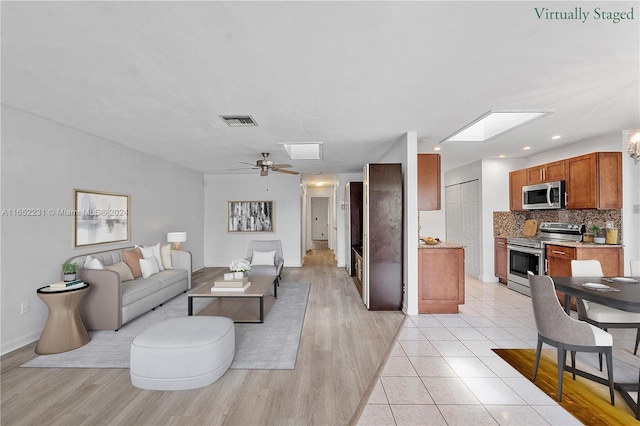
[187,275,277,323]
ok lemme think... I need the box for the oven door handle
[507,245,543,255]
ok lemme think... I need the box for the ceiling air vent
[219,115,258,127]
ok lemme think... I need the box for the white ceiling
[2,1,639,186]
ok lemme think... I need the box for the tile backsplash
[493,209,623,242]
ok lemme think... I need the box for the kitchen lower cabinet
[418,246,465,313]
[494,237,507,284]
[546,244,623,310]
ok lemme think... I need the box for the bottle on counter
[605,221,618,245]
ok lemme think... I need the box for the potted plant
[229,258,250,279]
[583,225,597,243]
[62,261,79,282]
[590,225,606,244]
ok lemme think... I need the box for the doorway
[310,197,329,241]
[445,179,480,278]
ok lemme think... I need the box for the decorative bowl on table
[421,237,440,245]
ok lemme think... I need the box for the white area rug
[22,282,310,370]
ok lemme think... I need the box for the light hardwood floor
[1,246,404,425]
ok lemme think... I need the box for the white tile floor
[356,276,640,426]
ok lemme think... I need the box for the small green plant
[589,224,600,235]
[62,262,78,274]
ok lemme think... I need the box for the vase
[233,271,245,279]
[63,273,76,282]
[594,236,606,245]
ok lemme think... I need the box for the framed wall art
[74,189,130,247]
[227,200,274,232]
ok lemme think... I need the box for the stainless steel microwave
[522,180,566,210]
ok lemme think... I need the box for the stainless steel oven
[507,242,544,296]
[507,222,584,297]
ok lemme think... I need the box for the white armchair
[245,240,284,284]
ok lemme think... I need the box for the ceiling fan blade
[228,167,258,170]
[260,169,268,177]
[271,164,293,169]
[273,168,300,175]
[238,161,256,166]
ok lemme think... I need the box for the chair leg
[605,350,615,405]
[634,329,639,356]
[533,338,543,382]
[598,353,603,372]
[557,345,566,402]
[570,351,576,380]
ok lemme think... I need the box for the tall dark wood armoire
[362,163,403,311]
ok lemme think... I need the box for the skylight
[442,111,550,143]
[279,142,323,160]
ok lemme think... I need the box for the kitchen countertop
[418,241,464,249]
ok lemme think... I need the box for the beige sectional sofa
[66,247,192,331]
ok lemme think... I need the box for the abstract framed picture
[74,189,130,247]
[227,200,274,232]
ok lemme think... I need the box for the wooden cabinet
[353,248,363,296]
[494,237,507,284]
[418,153,441,211]
[418,247,465,313]
[546,244,624,310]
[345,182,363,277]
[526,160,565,184]
[565,152,622,209]
[509,169,527,211]
[363,163,403,311]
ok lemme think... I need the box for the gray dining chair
[528,273,615,404]
[571,260,640,368]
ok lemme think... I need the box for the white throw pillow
[161,243,173,269]
[136,243,164,271]
[251,250,276,266]
[139,257,160,279]
[84,255,104,270]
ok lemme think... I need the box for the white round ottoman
[130,316,234,391]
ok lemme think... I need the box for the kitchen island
[418,241,465,313]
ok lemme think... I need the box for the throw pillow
[161,243,173,269]
[83,255,104,270]
[135,244,164,271]
[104,261,135,282]
[139,257,160,279]
[251,250,276,266]
[122,248,143,278]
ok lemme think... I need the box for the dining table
[551,275,640,419]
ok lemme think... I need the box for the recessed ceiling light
[523,146,531,150]
[499,154,506,158]
[315,182,324,187]
[441,111,551,143]
[433,146,441,151]
[551,135,562,140]
[279,142,323,160]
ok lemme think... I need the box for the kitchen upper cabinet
[509,169,527,211]
[494,237,507,284]
[526,160,565,185]
[418,154,441,211]
[565,152,622,209]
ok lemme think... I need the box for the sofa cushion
[122,248,143,278]
[104,261,134,282]
[121,278,163,307]
[153,269,188,289]
[137,243,165,271]
[84,255,105,270]
[251,250,276,266]
[139,257,160,279]
[161,244,173,269]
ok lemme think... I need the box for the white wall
[1,106,204,355]
[203,174,302,268]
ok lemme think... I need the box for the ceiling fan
[231,152,300,177]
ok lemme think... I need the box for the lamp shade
[167,232,187,243]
